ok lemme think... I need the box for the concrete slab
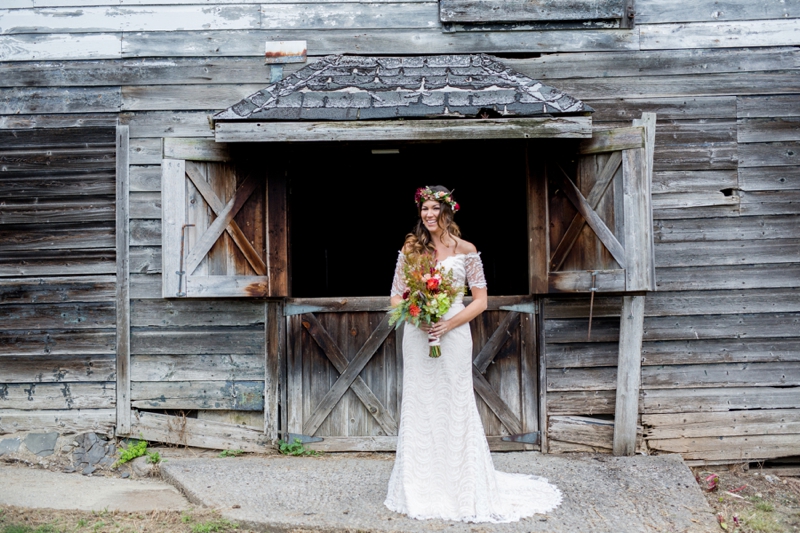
[0,464,190,512]
[161,452,718,533]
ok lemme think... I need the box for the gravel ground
[161,452,718,533]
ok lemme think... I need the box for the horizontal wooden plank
[547,366,616,391]
[546,312,800,343]
[0,408,116,436]
[130,410,269,451]
[0,275,115,305]
[548,415,644,453]
[184,276,271,298]
[738,94,800,119]
[640,19,800,50]
[546,288,800,320]
[131,380,264,410]
[0,33,122,62]
[0,354,116,383]
[0,382,115,410]
[510,48,799,81]
[739,190,800,216]
[130,246,161,274]
[642,387,800,413]
[130,273,161,299]
[0,86,121,115]
[130,219,160,246]
[131,299,265,327]
[589,97,737,123]
[635,0,798,24]
[0,5,261,35]
[440,0,625,22]
[656,263,800,291]
[652,142,738,172]
[579,126,643,154]
[738,117,800,143]
[2,302,115,330]
[0,126,115,148]
[131,354,264,381]
[129,137,161,165]
[121,28,639,58]
[162,137,230,162]
[131,326,265,355]
[643,409,800,440]
[546,390,620,416]
[739,141,800,168]
[261,2,438,29]
[651,191,739,219]
[646,434,800,461]
[129,191,161,220]
[215,116,593,143]
[0,197,115,224]
[0,329,115,355]
[122,111,214,138]
[0,113,118,129]
[122,84,264,112]
[739,166,800,191]
[652,170,738,194]
[643,362,800,389]
[549,71,800,100]
[0,250,116,277]
[654,214,799,242]
[130,165,161,192]
[0,147,115,171]
[548,270,626,293]
[654,239,800,267]
[0,172,116,198]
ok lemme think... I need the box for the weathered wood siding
[0,127,117,436]
[1,0,798,460]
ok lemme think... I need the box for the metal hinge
[501,431,541,445]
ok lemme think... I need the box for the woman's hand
[428,319,452,339]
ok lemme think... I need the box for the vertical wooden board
[537,300,548,452]
[381,317,398,434]
[265,301,281,440]
[287,314,303,434]
[185,162,209,277]
[622,147,654,291]
[633,113,657,289]
[526,146,549,294]
[233,163,265,276]
[116,125,131,435]
[207,161,236,276]
[280,315,289,438]
[348,312,371,437]
[613,294,645,456]
[520,312,539,439]
[161,158,185,298]
[395,322,404,423]
[267,170,289,297]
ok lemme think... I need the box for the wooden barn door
[284,297,539,452]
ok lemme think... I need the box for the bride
[384,185,562,523]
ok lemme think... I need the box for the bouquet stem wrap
[428,327,442,358]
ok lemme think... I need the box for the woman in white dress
[384,185,562,523]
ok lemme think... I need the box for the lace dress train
[384,252,562,523]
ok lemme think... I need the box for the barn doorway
[288,139,530,298]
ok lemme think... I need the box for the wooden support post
[115,125,131,436]
[613,294,645,456]
[265,300,284,442]
[526,143,549,294]
[537,299,548,453]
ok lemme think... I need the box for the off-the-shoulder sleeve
[465,252,487,290]
[390,252,408,297]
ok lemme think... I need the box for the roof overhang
[213,54,593,142]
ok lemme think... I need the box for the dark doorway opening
[288,139,530,297]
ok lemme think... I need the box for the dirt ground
[692,465,800,533]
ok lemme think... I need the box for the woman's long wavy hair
[403,185,461,259]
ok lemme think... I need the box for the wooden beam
[473,311,520,373]
[265,301,283,442]
[267,170,289,297]
[183,175,258,276]
[160,158,185,298]
[302,314,393,436]
[613,294,645,456]
[185,276,270,297]
[215,116,593,143]
[520,312,539,449]
[131,411,269,452]
[115,125,131,435]
[472,365,523,435]
[440,0,626,22]
[537,299,548,452]
[555,165,627,268]
[301,313,398,435]
[549,269,626,293]
[550,151,622,271]
[184,162,267,276]
[579,127,644,155]
[631,113,657,291]
[163,137,230,162]
[526,145,549,294]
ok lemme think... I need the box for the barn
[1,0,798,466]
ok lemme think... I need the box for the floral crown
[414,186,460,213]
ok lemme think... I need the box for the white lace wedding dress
[385,252,562,523]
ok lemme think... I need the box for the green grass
[218,450,244,458]
[277,438,319,457]
[1,525,59,533]
[190,519,237,533]
[744,510,784,533]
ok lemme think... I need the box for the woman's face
[420,200,441,233]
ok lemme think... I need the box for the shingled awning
[213,54,593,142]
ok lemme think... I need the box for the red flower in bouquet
[409,304,421,317]
[426,278,440,291]
[402,289,410,300]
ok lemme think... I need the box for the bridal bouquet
[389,253,464,358]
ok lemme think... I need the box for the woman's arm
[427,286,487,339]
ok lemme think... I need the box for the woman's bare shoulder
[455,237,478,254]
